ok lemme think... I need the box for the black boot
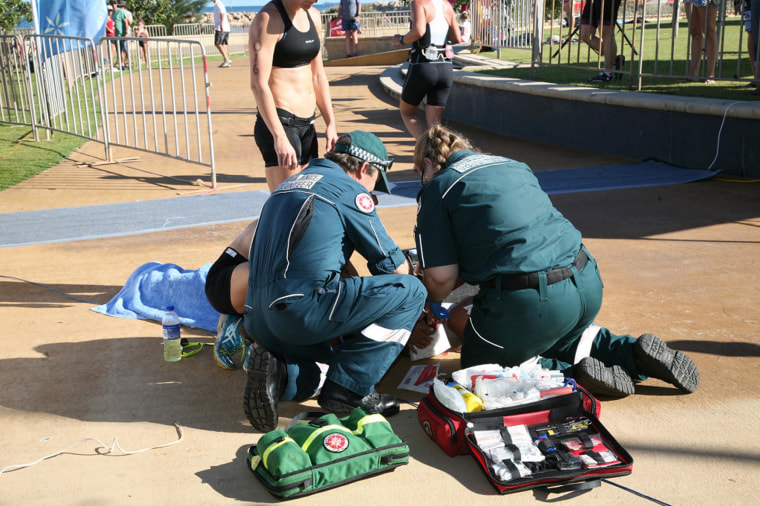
[574,357,635,398]
[318,380,400,417]
[633,334,699,393]
[244,345,287,432]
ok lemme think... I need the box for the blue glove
[427,299,450,320]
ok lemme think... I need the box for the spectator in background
[580,0,624,82]
[683,0,718,84]
[460,11,471,43]
[339,0,361,58]
[113,1,131,70]
[106,4,116,67]
[563,0,576,37]
[136,19,149,66]
[743,0,757,90]
[123,2,133,36]
[212,0,232,67]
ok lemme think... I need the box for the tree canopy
[0,0,32,33]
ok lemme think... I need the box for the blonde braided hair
[413,125,473,177]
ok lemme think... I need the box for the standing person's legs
[351,28,359,56]
[399,62,428,139]
[215,31,230,65]
[600,24,616,72]
[400,62,450,139]
[400,100,427,140]
[688,5,706,77]
[345,32,353,57]
[564,0,575,34]
[752,0,760,73]
[704,2,719,81]
[579,0,600,50]
[423,62,453,130]
[579,24,599,52]
[254,112,318,191]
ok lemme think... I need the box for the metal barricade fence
[99,35,216,187]
[0,34,32,127]
[320,11,411,37]
[471,0,536,52]
[145,24,168,37]
[24,35,103,143]
[172,22,249,59]
[11,34,217,188]
[539,0,758,87]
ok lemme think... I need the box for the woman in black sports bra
[249,0,337,191]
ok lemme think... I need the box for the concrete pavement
[0,61,758,505]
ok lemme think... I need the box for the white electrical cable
[708,101,742,171]
[0,422,183,477]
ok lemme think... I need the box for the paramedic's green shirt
[414,150,582,284]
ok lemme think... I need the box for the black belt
[258,108,315,127]
[479,249,589,291]
[278,114,314,127]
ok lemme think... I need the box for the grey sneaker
[574,357,635,398]
[220,60,231,68]
[633,334,699,393]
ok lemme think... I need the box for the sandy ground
[1,62,758,505]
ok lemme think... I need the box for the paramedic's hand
[408,309,437,353]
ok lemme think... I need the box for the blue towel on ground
[91,262,220,333]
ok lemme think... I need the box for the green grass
[0,52,212,191]
[0,124,85,190]
[472,17,760,102]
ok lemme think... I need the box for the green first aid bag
[246,407,410,499]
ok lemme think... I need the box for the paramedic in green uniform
[413,125,699,398]
[244,131,426,432]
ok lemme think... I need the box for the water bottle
[162,305,182,362]
[448,382,483,412]
[432,379,467,413]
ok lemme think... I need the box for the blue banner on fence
[36,0,107,50]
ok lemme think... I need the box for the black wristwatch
[399,34,405,45]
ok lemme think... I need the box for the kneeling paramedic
[243,131,427,432]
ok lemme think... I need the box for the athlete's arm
[445,2,463,44]
[394,0,428,46]
[310,7,337,153]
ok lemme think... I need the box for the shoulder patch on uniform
[355,193,375,213]
[278,173,323,191]
[448,154,503,173]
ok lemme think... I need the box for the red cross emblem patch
[355,193,375,213]
[323,432,350,453]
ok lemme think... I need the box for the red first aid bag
[417,383,633,495]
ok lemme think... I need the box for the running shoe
[589,72,612,83]
[214,313,244,370]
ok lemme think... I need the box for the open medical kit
[247,407,409,499]
[417,363,633,494]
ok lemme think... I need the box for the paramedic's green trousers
[462,248,641,378]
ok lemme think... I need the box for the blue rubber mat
[0,160,717,248]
